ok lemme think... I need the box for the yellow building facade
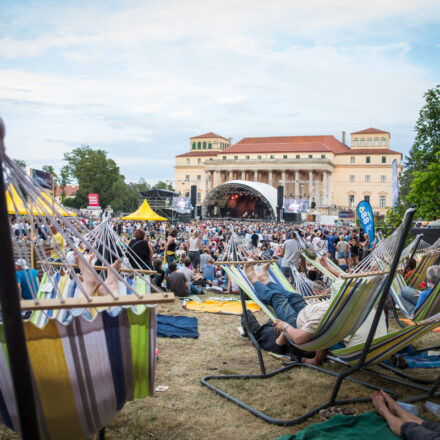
[175,128,402,215]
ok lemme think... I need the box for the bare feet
[371,391,404,436]
[381,390,422,424]
[301,350,328,366]
[244,263,259,285]
[75,253,100,297]
[258,263,271,284]
[97,259,122,297]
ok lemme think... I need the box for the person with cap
[15,259,39,300]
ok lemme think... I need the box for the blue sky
[1,0,439,185]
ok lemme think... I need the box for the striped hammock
[0,306,156,439]
[406,252,439,288]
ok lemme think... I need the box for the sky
[1,0,439,185]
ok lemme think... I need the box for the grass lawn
[1,298,439,439]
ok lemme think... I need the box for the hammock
[1,150,174,438]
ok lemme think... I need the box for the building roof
[223,135,351,154]
[338,149,401,155]
[190,132,229,140]
[176,151,219,158]
[350,128,390,135]
[55,185,79,197]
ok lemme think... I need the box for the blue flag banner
[357,201,375,245]
[392,159,399,208]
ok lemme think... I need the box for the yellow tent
[122,199,166,221]
[6,184,77,217]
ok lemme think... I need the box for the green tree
[407,157,440,220]
[13,159,26,170]
[128,178,151,193]
[42,165,59,186]
[153,180,174,191]
[400,85,440,198]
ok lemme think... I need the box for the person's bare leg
[244,263,259,285]
[301,350,328,366]
[75,254,100,297]
[97,259,122,296]
[371,391,404,436]
[381,390,423,424]
[258,263,271,284]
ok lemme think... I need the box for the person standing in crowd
[251,230,259,248]
[128,229,153,269]
[15,259,39,300]
[164,229,178,264]
[348,232,360,268]
[188,230,201,270]
[279,231,299,278]
[360,233,370,260]
[48,224,65,262]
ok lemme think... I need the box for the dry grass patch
[0,300,440,439]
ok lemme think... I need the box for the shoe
[240,333,250,340]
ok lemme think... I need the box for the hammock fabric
[406,253,439,288]
[0,307,156,439]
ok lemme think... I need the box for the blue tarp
[157,314,199,338]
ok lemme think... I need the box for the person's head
[153,258,162,270]
[134,229,145,240]
[208,258,215,264]
[426,265,440,288]
[15,259,28,271]
[50,225,58,234]
[168,262,177,273]
[407,258,417,271]
[339,235,345,241]
[307,269,317,282]
[203,248,209,254]
[184,258,191,267]
[192,230,199,239]
[170,229,178,238]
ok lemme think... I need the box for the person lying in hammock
[75,254,122,297]
[244,262,387,366]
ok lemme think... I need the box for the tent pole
[0,118,41,438]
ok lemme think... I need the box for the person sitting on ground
[400,265,440,315]
[203,258,216,282]
[226,276,240,294]
[127,229,153,270]
[152,258,165,288]
[200,248,210,271]
[166,261,198,297]
[372,389,440,439]
[178,258,203,295]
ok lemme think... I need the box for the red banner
[88,193,99,207]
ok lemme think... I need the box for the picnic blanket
[275,412,399,440]
[183,298,260,315]
[384,345,440,369]
[156,314,199,338]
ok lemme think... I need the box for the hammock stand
[201,208,416,426]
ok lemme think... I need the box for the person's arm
[279,246,285,257]
[148,242,153,264]
[319,254,342,277]
[273,320,313,345]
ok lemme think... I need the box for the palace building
[174,128,402,219]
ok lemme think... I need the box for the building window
[257,155,262,159]
[283,154,288,159]
[354,138,358,147]
[308,154,313,159]
[270,154,274,159]
[223,156,226,160]
[197,192,201,203]
[367,137,372,146]
[197,142,201,149]
[234,156,238,160]
[296,154,300,159]
[360,138,365,146]
[208,143,212,149]
[381,137,386,146]
[381,175,386,183]
[197,158,201,164]
[382,156,386,163]
[197,175,201,181]
[380,195,386,207]
[348,194,355,206]
[364,195,370,203]
[321,154,326,159]
[192,142,196,149]
[349,175,355,183]
[186,158,190,165]
[203,141,207,149]
[185,175,189,182]
[366,156,371,164]
[365,175,371,183]
[374,137,379,146]
[246,155,250,160]
[350,156,355,163]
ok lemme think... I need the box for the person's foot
[98,259,122,296]
[244,263,259,284]
[258,263,271,284]
[301,350,328,366]
[372,391,390,420]
[380,390,423,424]
[75,253,100,297]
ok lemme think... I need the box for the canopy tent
[6,183,76,217]
[122,199,166,221]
